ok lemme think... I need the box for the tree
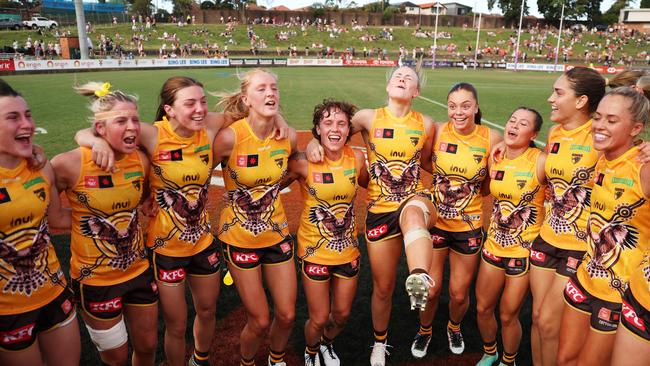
[172,0,194,16]
[601,0,631,24]
[131,0,154,16]
[201,0,215,9]
[488,0,530,25]
[537,0,602,26]
[641,0,650,7]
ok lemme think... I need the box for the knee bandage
[399,199,430,226]
[403,228,431,250]
[85,318,128,352]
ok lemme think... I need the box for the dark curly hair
[311,99,357,143]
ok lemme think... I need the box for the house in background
[619,8,650,32]
[418,2,447,15]
[442,2,472,16]
[400,2,421,15]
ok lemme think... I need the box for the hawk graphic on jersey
[80,210,142,271]
[584,199,645,281]
[493,204,537,248]
[157,184,209,243]
[368,143,421,207]
[546,166,594,241]
[0,220,50,295]
[310,203,356,254]
[432,166,486,224]
[227,184,280,235]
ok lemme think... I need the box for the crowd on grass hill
[3,15,649,66]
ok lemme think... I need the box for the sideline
[418,95,547,147]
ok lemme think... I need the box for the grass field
[7,67,554,365]
[4,67,558,157]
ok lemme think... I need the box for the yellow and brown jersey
[297,146,360,265]
[67,148,148,286]
[0,161,65,315]
[577,147,650,303]
[147,117,213,257]
[628,253,650,314]
[433,122,491,232]
[540,121,598,251]
[485,148,545,258]
[366,107,427,214]
[218,118,290,249]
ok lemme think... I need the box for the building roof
[419,2,446,10]
[270,5,290,11]
[441,2,472,8]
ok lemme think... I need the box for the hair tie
[95,82,112,98]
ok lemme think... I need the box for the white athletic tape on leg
[85,318,128,352]
[399,199,430,225]
[403,228,431,250]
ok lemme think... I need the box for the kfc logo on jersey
[306,264,330,276]
[158,268,186,282]
[622,301,646,331]
[0,323,35,345]
[233,252,260,264]
[431,234,445,245]
[530,250,546,263]
[366,224,388,239]
[482,248,501,262]
[89,297,123,313]
[565,279,586,303]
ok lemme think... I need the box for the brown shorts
[299,257,360,281]
[151,239,222,284]
[73,268,158,320]
[0,288,75,351]
[530,236,585,277]
[223,239,294,270]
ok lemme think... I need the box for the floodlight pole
[513,0,526,71]
[553,1,566,72]
[74,0,89,59]
[473,12,481,70]
[432,4,440,69]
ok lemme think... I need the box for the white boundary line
[418,96,546,147]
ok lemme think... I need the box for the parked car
[0,18,24,30]
[22,16,58,29]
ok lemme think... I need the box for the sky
[260,0,620,18]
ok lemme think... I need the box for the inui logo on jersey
[306,263,330,276]
[237,154,259,167]
[84,175,114,188]
[159,149,183,161]
[550,142,561,154]
[374,128,394,139]
[622,301,646,331]
[0,323,35,345]
[367,224,388,239]
[233,252,260,264]
[439,142,458,154]
[0,187,11,204]
[565,279,586,303]
[89,297,123,313]
[158,268,186,282]
[313,172,334,184]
